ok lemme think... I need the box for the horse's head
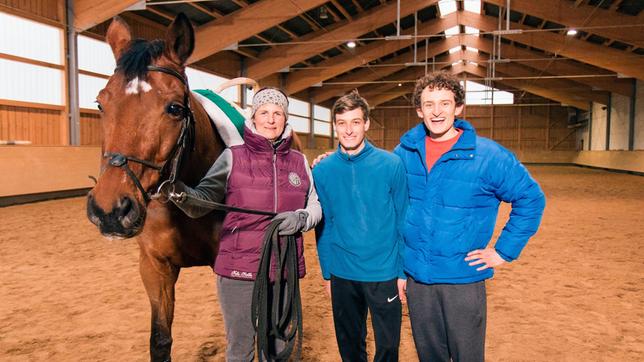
[87,14,198,238]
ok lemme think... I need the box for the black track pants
[330,275,402,362]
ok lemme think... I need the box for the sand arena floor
[1,165,643,361]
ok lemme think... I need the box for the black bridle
[102,65,195,203]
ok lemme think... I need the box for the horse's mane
[117,39,165,81]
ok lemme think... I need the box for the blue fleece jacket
[313,140,408,282]
[394,120,546,284]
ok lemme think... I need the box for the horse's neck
[182,94,225,185]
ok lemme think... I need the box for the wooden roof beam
[188,0,328,64]
[231,0,248,8]
[331,0,352,20]
[459,63,590,110]
[246,0,439,80]
[369,66,530,107]
[485,0,644,48]
[367,58,465,107]
[360,52,462,98]
[187,2,224,19]
[145,7,174,22]
[459,52,609,104]
[284,12,458,94]
[324,5,342,22]
[309,37,461,103]
[73,0,140,31]
[368,60,591,109]
[351,0,365,12]
[458,11,644,80]
[461,36,633,96]
[609,1,623,11]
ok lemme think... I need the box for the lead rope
[164,192,303,361]
[252,220,303,362]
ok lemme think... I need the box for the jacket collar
[243,119,293,154]
[400,119,477,153]
[335,139,374,162]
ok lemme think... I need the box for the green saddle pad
[194,89,245,138]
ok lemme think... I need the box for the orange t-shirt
[425,130,462,171]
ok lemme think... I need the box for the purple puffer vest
[215,127,310,281]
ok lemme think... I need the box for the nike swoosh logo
[387,295,398,303]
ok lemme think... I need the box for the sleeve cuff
[495,248,515,262]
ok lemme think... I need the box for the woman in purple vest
[169,87,322,361]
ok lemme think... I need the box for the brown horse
[86,14,225,362]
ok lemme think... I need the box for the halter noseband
[102,65,195,203]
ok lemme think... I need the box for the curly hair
[332,89,370,122]
[412,71,465,108]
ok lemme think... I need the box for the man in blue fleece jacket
[395,72,546,362]
[313,90,408,362]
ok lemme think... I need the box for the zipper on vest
[272,150,278,212]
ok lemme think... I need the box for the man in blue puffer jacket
[394,71,546,362]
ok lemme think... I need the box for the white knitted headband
[251,88,289,119]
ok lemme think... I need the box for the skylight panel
[438,0,457,17]
[449,46,462,54]
[464,81,514,105]
[464,0,482,14]
[465,46,479,52]
[465,26,480,36]
[444,26,460,38]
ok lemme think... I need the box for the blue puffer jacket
[393,120,545,284]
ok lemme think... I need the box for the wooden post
[545,104,550,150]
[462,73,467,119]
[490,104,495,140]
[628,79,636,151]
[308,96,315,149]
[517,106,522,151]
[65,0,80,145]
[239,58,247,109]
[329,119,334,149]
[606,94,612,150]
[588,102,593,150]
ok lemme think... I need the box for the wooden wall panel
[0,146,100,197]
[0,104,64,145]
[369,105,576,154]
[0,0,63,24]
[80,111,102,146]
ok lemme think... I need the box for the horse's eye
[166,103,184,118]
[95,101,103,112]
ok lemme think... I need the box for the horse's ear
[165,13,194,65]
[106,16,132,61]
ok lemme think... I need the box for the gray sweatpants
[217,276,286,362]
[407,278,487,362]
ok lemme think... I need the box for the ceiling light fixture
[347,41,356,48]
[319,6,329,20]
[566,29,578,36]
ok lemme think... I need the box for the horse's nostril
[119,197,140,229]
[86,194,103,226]
[118,197,132,217]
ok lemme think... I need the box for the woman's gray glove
[273,211,308,235]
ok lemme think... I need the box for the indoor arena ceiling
[83,0,644,109]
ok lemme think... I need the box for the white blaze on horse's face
[125,77,153,95]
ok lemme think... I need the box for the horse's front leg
[139,251,180,362]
